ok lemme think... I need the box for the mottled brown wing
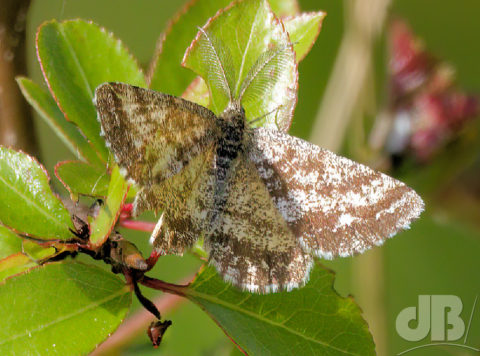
[95,83,221,253]
[95,82,218,197]
[204,154,313,293]
[248,127,424,259]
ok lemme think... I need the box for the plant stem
[119,219,156,232]
[310,0,391,152]
[140,275,190,297]
[0,0,38,155]
[309,1,391,354]
[90,292,184,355]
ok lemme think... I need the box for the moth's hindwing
[145,144,217,255]
[205,154,313,293]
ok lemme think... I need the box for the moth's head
[220,101,246,125]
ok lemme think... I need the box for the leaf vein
[188,290,365,355]
[58,26,94,98]
[0,174,70,236]
[0,286,129,346]
[234,9,259,95]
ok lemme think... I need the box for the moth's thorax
[214,105,247,188]
[217,105,247,148]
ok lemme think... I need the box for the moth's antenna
[249,105,283,127]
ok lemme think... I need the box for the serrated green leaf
[230,345,246,356]
[36,19,146,161]
[187,264,375,356]
[0,253,36,282]
[89,165,128,247]
[16,77,103,165]
[148,0,298,96]
[55,160,110,199]
[183,0,298,131]
[0,147,75,240]
[0,226,22,260]
[0,262,131,355]
[284,12,326,62]
[181,11,324,111]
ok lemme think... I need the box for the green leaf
[55,160,110,199]
[36,19,146,161]
[182,77,211,107]
[269,0,299,16]
[182,0,298,131]
[22,240,57,262]
[180,11,324,110]
[0,262,131,355]
[148,0,298,96]
[0,147,75,240]
[187,264,375,356]
[16,77,103,165]
[0,225,22,260]
[284,12,326,62]
[89,165,128,247]
[0,253,36,282]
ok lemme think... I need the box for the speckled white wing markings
[248,127,424,259]
[95,82,424,294]
[205,155,313,293]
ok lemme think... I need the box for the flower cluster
[386,20,479,161]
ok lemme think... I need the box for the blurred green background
[23,0,480,355]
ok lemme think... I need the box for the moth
[95,35,424,294]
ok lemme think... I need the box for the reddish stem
[119,219,156,232]
[121,203,134,214]
[91,274,196,354]
[140,276,190,297]
[146,249,162,271]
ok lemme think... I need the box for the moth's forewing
[95,82,218,215]
[248,127,424,259]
